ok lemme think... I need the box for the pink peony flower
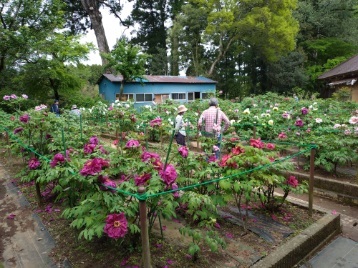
[286,175,298,188]
[89,136,99,145]
[98,175,117,192]
[295,119,304,127]
[80,158,109,176]
[3,95,11,100]
[301,107,309,115]
[134,173,151,186]
[22,94,28,99]
[10,94,17,99]
[141,151,161,162]
[13,127,24,134]
[103,213,128,239]
[159,164,177,186]
[250,138,265,149]
[208,154,217,162]
[349,116,358,124]
[149,117,162,127]
[125,139,140,148]
[178,146,188,158]
[172,183,180,198]
[83,143,96,154]
[50,153,66,167]
[28,158,41,170]
[278,132,287,139]
[265,143,275,150]
[19,114,30,123]
[231,146,244,155]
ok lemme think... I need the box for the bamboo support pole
[138,187,152,268]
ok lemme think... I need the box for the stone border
[251,213,341,268]
[291,171,358,206]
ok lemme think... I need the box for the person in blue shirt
[50,100,60,116]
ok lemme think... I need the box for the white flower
[349,116,358,124]
[195,112,198,117]
[273,107,278,111]
[344,129,352,135]
[253,104,257,107]
[253,116,259,120]
[230,119,236,124]
[166,111,170,115]
[22,94,28,99]
[315,118,322,123]
[268,120,274,125]
[333,124,341,129]
[309,105,313,109]
[243,108,250,114]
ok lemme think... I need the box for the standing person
[50,100,60,117]
[175,105,188,146]
[70,104,81,116]
[198,97,230,158]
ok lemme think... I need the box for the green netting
[2,125,316,202]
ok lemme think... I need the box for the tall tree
[173,0,299,78]
[0,0,64,88]
[130,0,168,74]
[103,38,149,99]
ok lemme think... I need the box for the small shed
[98,74,217,108]
[318,55,358,102]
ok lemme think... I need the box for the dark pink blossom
[286,175,298,188]
[178,146,188,158]
[98,145,108,154]
[80,158,109,176]
[172,183,180,198]
[250,138,265,149]
[134,173,151,186]
[19,114,30,123]
[89,136,99,145]
[7,214,16,219]
[14,127,24,134]
[103,213,128,239]
[3,95,10,100]
[231,146,244,155]
[45,134,52,140]
[98,175,117,192]
[149,117,162,127]
[84,143,96,154]
[125,139,140,148]
[295,119,304,127]
[208,154,217,162]
[265,143,275,150]
[50,153,66,167]
[301,107,309,115]
[141,151,161,162]
[28,158,40,170]
[159,164,177,186]
[278,132,287,139]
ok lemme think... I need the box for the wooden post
[309,148,315,216]
[253,126,257,139]
[138,186,151,267]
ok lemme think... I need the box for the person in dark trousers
[50,100,60,117]
[175,105,188,146]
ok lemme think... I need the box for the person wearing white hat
[70,104,81,117]
[175,104,188,146]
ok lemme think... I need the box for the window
[116,94,134,101]
[202,93,210,99]
[172,93,186,100]
[136,93,153,102]
[188,92,194,101]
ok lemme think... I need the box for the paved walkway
[0,163,61,268]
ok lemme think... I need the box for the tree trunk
[80,0,110,65]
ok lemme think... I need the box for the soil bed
[1,150,326,268]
